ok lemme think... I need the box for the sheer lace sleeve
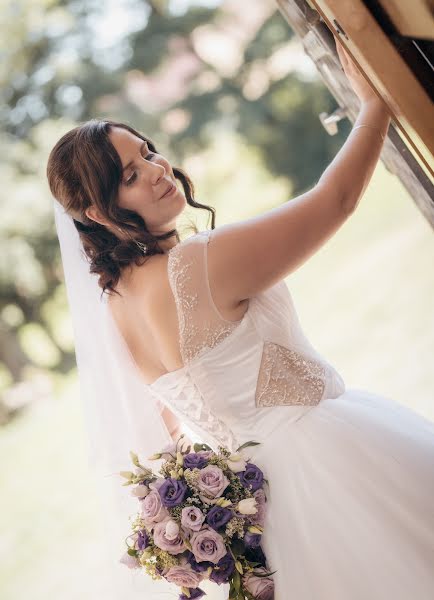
[167,230,241,367]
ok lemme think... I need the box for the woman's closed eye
[124,152,156,186]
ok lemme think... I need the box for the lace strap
[167,230,241,366]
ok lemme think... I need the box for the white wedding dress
[132,230,434,599]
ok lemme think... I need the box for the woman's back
[107,242,249,385]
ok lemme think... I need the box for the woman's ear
[85,205,110,227]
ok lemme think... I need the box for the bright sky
[91,0,222,48]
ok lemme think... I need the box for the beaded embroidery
[171,382,238,451]
[255,341,326,407]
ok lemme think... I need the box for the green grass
[1,144,433,599]
[0,377,112,599]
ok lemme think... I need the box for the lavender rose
[236,462,264,492]
[181,506,206,532]
[140,489,169,525]
[153,518,187,555]
[248,488,267,527]
[183,452,209,470]
[190,525,227,564]
[209,552,235,585]
[205,505,233,531]
[196,465,230,499]
[179,588,206,600]
[159,477,188,508]
[165,563,203,588]
[243,567,275,600]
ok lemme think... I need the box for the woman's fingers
[335,39,348,68]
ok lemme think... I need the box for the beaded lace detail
[167,233,241,365]
[255,341,326,407]
[168,378,239,451]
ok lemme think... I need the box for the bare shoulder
[129,242,247,324]
[125,253,175,323]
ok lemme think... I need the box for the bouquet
[119,434,275,600]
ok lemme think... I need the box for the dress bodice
[147,230,346,452]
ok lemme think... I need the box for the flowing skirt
[252,388,434,599]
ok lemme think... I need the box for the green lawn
[1,154,433,599]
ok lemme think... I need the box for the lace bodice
[148,230,346,451]
[167,236,243,365]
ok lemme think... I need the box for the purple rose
[196,465,230,499]
[236,462,264,492]
[190,525,227,564]
[159,477,188,508]
[181,506,206,532]
[137,529,149,550]
[140,489,169,526]
[205,505,233,531]
[153,518,187,555]
[210,552,235,585]
[244,531,262,548]
[186,550,213,573]
[248,489,267,527]
[183,452,209,470]
[243,567,275,600]
[179,588,206,600]
[165,563,203,588]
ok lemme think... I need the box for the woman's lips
[160,182,176,199]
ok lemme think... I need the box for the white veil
[53,200,179,599]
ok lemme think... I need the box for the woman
[47,41,434,599]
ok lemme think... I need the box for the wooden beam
[309,0,434,179]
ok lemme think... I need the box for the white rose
[237,498,258,515]
[165,519,180,541]
[226,453,247,473]
[130,484,149,498]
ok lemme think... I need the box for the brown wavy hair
[46,119,216,295]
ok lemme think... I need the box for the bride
[47,41,434,599]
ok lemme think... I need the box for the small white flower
[165,519,180,541]
[227,453,247,473]
[130,484,149,498]
[237,497,258,515]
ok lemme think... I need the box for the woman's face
[108,126,186,240]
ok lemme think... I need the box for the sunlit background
[1,0,433,598]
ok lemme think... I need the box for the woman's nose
[146,159,166,186]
